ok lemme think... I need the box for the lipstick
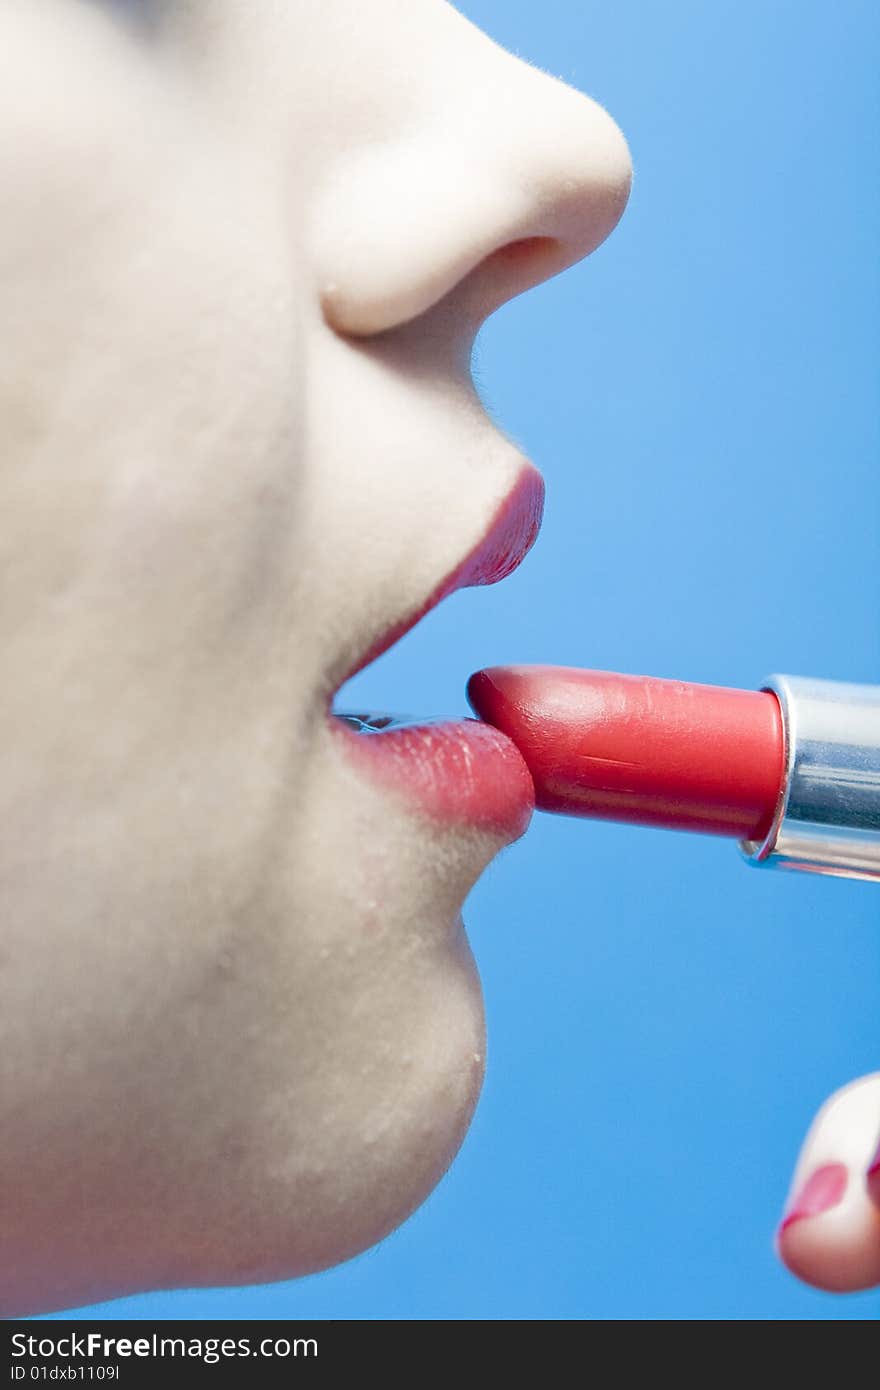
[467,666,880,882]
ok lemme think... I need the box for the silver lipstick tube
[741,675,880,881]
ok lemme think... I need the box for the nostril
[486,235,559,269]
[457,235,569,326]
[483,235,564,285]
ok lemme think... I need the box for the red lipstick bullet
[467,666,880,882]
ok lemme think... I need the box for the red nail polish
[779,1162,848,1234]
[867,1142,880,1200]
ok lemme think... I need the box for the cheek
[2,182,308,658]
[0,125,319,1105]
[2,129,314,806]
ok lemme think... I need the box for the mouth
[329,464,544,842]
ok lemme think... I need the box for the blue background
[50,0,877,1320]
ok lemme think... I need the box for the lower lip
[331,716,535,841]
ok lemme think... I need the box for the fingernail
[867,1140,880,1200]
[779,1162,848,1234]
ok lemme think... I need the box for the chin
[229,934,486,1290]
[211,760,498,1290]
[163,921,488,1302]
[4,904,487,1319]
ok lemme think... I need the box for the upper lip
[337,461,545,691]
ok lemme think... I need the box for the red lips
[344,464,544,684]
[444,462,545,593]
[332,465,544,839]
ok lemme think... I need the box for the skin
[0,0,874,1315]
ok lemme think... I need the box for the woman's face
[0,0,630,1314]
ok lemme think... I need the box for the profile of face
[0,0,631,1314]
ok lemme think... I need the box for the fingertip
[775,1174,880,1293]
[775,1074,880,1293]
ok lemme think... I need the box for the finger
[776,1072,880,1292]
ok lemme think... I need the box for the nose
[314,29,632,338]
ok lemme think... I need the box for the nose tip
[471,87,630,319]
[546,92,633,261]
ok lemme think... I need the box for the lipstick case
[741,675,880,881]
